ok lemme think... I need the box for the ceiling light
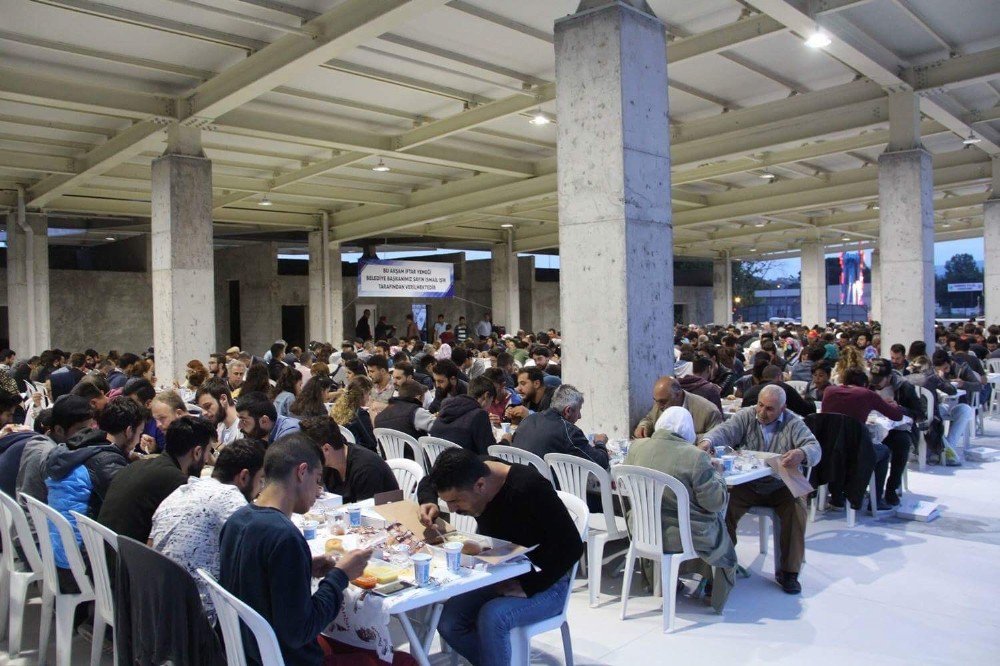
[754,221,766,227]
[528,110,551,126]
[104,236,116,241]
[749,248,757,253]
[258,194,273,207]
[804,27,832,48]
[841,236,851,241]
[941,222,951,228]
[962,132,981,145]
[873,204,880,210]
[759,171,776,180]
[500,223,515,228]
[371,159,391,172]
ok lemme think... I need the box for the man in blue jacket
[43,397,147,590]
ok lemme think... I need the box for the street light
[734,296,742,304]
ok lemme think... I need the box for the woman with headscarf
[435,343,452,362]
[623,406,736,612]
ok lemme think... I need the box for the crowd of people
[0,316,993,664]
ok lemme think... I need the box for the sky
[320,238,985,279]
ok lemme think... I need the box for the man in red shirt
[821,368,899,510]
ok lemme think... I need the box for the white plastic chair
[338,425,356,445]
[386,458,425,503]
[0,489,45,656]
[373,428,420,461]
[70,511,119,666]
[22,493,96,666]
[545,453,629,607]
[970,389,984,438]
[916,386,935,470]
[612,465,699,633]
[418,435,461,469]
[508,491,588,666]
[488,445,554,484]
[785,380,808,395]
[198,569,285,666]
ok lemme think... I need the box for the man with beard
[195,378,242,450]
[236,391,300,444]
[428,359,467,414]
[504,367,553,423]
[98,416,216,543]
[150,438,266,624]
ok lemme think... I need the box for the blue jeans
[438,576,569,666]
[943,403,974,448]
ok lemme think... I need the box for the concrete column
[878,91,934,350]
[151,125,215,386]
[712,256,733,324]
[800,241,827,327]
[869,249,881,322]
[490,237,520,334]
[308,232,343,343]
[6,211,50,354]
[985,159,1000,327]
[554,1,674,437]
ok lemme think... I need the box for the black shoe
[868,496,893,511]
[775,571,801,594]
[884,489,900,506]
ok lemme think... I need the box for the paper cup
[347,506,362,527]
[303,520,318,540]
[411,553,432,585]
[443,542,464,573]
[721,455,736,473]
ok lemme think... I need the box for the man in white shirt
[433,314,448,342]
[475,313,493,339]
[195,378,242,450]
[149,439,265,623]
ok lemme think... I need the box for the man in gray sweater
[696,385,821,595]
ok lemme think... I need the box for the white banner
[947,282,983,293]
[357,259,455,298]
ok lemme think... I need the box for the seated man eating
[696,384,821,595]
[417,448,583,666]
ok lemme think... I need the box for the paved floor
[4,421,1000,665]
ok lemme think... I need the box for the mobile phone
[372,580,415,597]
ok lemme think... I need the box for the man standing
[475,313,493,340]
[433,314,448,343]
[196,378,242,449]
[373,315,394,341]
[150,438,266,623]
[634,376,723,440]
[356,309,373,341]
[219,434,372,666]
[455,317,470,344]
[417,449,583,666]
[98,416,215,542]
[697,385,821,594]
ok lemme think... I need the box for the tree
[938,253,983,313]
[732,261,772,306]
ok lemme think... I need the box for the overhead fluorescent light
[962,132,981,145]
[371,159,391,172]
[804,27,832,48]
[258,194,273,207]
[759,171,775,180]
[104,236,116,241]
[500,223,515,228]
[528,110,551,126]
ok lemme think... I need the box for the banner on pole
[357,259,454,298]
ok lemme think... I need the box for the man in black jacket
[428,359,467,414]
[300,416,398,503]
[416,448,582,666]
[510,384,610,475]
[869,358,923,503]
[49,353,87,400]
[429,377,495,455]
[373,380,434,439]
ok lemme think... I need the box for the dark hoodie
[430,394,494,455]
[45,427,127,568]
[0,430,39,496]
[678,375,723,412]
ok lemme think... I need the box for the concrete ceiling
[0,0,997,259]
